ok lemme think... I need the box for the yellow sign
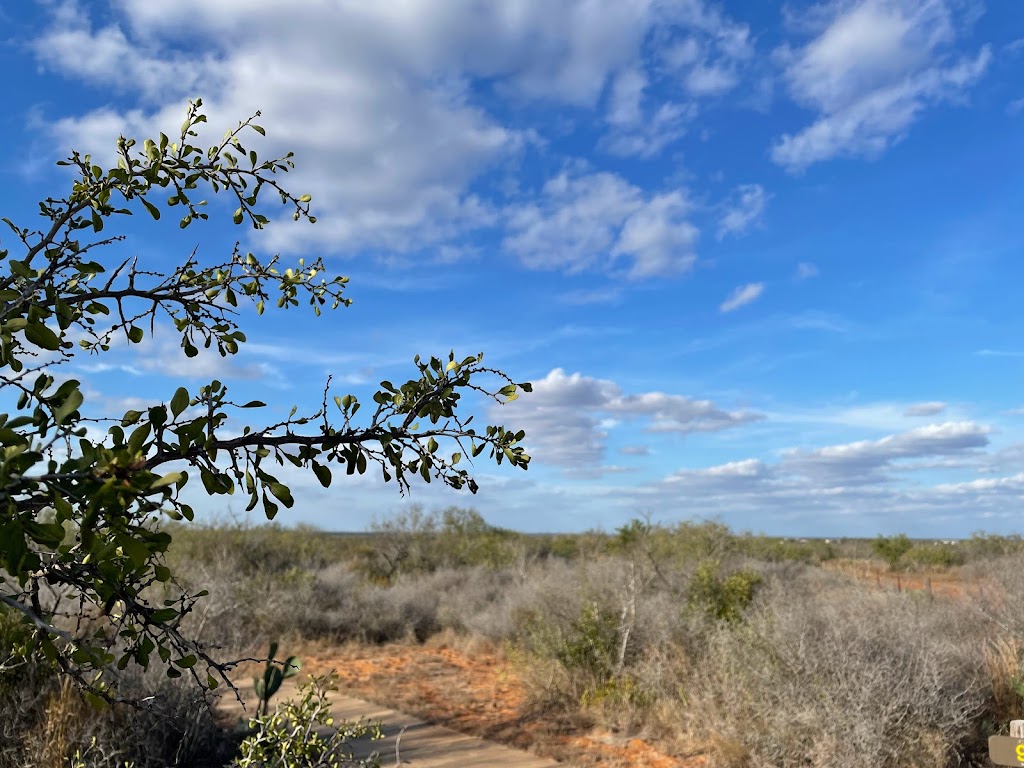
[990,736,1024,765]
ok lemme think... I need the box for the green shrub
[902,543,965,569]
[872,533,913,570]
[688,560,762,623]
[235,673,381,768]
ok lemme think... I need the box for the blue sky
[2,0,1023,536]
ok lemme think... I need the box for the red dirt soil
[300,639,703,768]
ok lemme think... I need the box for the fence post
[1011,720,1024,738]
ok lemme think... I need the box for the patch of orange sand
[301,640,699,768]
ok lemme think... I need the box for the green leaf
[263,496,279,520]
[240,400,266,408]
[283,656,302,678]
[24,322,61,351]
[311,463,331,488]
[127,326,144,343]
[121,409,143,426]
[169,387,189,418]
[126,422,152,454]
[120,536,151,569]
[267,482,294,508]
[150,471,183,491]
[23,521,66,548]
[141,198,161,221]
[53,387,84,426]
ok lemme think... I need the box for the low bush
[902,543,965,569]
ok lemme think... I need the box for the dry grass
[12,521,1024,767]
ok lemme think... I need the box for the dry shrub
[984,635,1024,724]
[0,660,224,768]
[677,568,990,768]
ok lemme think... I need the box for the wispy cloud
[559,287,623,306]
[772,0,991,171]
[795,261,819,279]
[903,401,946,417]
[720,282,764,313]
[717,184,769,238]
[977,349,1024,358]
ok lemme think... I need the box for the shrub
[677,568,991,768]
[902,543,965,569]
[234,674,381,768]
[687,560,762,623]
[872,533,913,570]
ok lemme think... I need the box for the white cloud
[686,63,740,95]
[30,0,758,255]
[772,0,991,171]
[795,261,820,279]
[619,445,651,456]
[717,183,769,238]
[720,282,764,313]
[933,473,1024,495]
[781,421,990,484]
[31,6,215,102]
[602,101,696,158]
[501,368,760,470]
[597,3,754,157]
[903,401,946,417]
[665,458,772,491]
[504,172,699,279]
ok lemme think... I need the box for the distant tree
[872,533,912,570]
[0,100,531,699]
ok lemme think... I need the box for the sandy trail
[218,679,560,767]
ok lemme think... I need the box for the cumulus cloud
[781,421,990,485]
[772,0,991,171]
[30,0,756,258]
[903,401,947,417]
[500,368,760,470]
[504,172,699,279]
[717,184,769,238]
[720,282,764,313]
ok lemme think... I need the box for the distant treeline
[165,506,1021,580]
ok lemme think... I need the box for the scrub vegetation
[5,510,1022,767]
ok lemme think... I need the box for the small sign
[990,736,1024,765]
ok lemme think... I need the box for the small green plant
[556,602,620,682]
[254,641,302,718]
[688,560,762,623]
[235,673,381,768]
[580,674,652,710]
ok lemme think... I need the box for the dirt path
[218,680,560,767]
[297,639,700,768]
